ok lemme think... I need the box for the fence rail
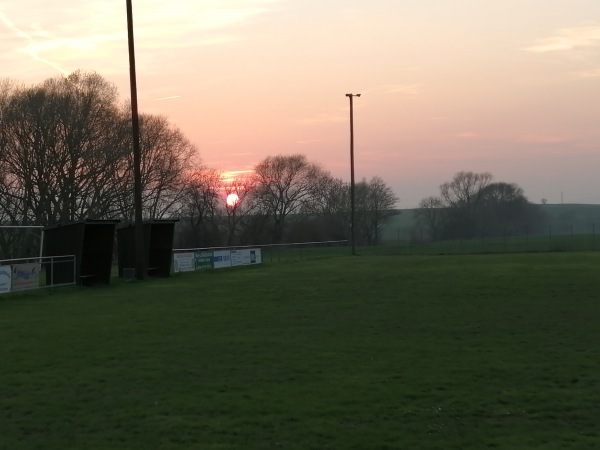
[0,255,77,294]
[384,228,599,255]
[173,240,349,265]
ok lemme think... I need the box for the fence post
[571,223,574,251]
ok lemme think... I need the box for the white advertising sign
[230,250,244,267]
[248,248,261,264]
[0,265,11,294]
[213,250,232,269]
[231,249,261,266]
[173,252,195,272]
[11,263,40,291]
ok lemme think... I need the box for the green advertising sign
[194,251,213,270]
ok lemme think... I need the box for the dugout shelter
[116,219,178,278]
[43,219,120,286]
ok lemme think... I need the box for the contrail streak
[153,95,181,101]
[0,10,68,75]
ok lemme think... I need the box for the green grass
[1,253,599,449]
[375,233,600,255]
[380,204,600,250]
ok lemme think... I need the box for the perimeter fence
[172,240,349,270]
[0,255,77,294]
[255,240,349,263]
[384,223,600,255]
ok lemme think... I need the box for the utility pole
[126,0,146,280]
[346,93,361,256]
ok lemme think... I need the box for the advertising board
[194,251,213,270]
[212,250,231,269]
[249,248,261,264]
[0,265,11,294]
[231,249,262,266]
[173,252,195,272]
[11,263,40,291]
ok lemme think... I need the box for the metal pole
[346,93,360,256]
[126,0,146,280]
[39,229,44,263]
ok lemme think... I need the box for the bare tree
[309,175,350,241]
[355,176,399,245]
[418,171,542,240]
[0,71,199,232]
[478,182,542,236]
[440,171,492,208]
[223,174,260,245]
[416,196,445,240]
[254,154,325,242]
[439,171,493,238]
[115,112,197,220]
[180,168,223,247]
[0,71,124,225]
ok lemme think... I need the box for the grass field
[372,233,600,256]
[380,204,600,243]
[1,252,599,449]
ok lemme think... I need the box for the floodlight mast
[126,0,146,280]
[346,93,361,256]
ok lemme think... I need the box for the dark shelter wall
[44,220,119,286]
[116,220,177,278]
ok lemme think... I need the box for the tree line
[416,171,544,241]
[0,71,398,256]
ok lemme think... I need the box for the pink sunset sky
[1,0,599,208]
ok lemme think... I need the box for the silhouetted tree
[114,111,197,220]
[417,171,542,240]
[416,196,445,241]
[253,154,327,243]
[310,175,350,241]
[0,71,198,229]
[439,171,492,238]
[223,174,260,245]
[478,182,542,237]
[355,176,399,244]
[180,168,223,247]
[0,71,125,225]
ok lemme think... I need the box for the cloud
[572,67,600,78]
[297,139,326,144]
[153,95,181,101]
[221,169,254,182]
[523,25,600,52]
[454,132,479,139]
[382,83,422,96]
[139,3,272,33]
[0,0,281,77]
[294,113,346,125]
[0,10,68,75]
[517,134,568,144]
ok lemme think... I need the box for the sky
[1,0,599,208]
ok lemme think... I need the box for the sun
[226,193,240,207]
